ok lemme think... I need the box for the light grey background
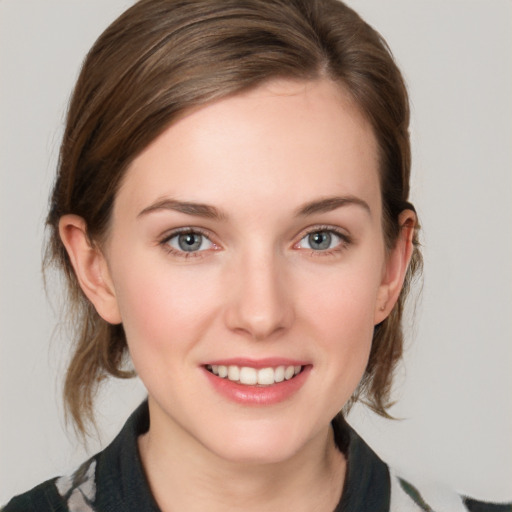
[1,0,511,504]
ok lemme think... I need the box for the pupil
[309,231,331,250]
[178,233,202,251]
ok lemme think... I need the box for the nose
[224,250,294,341]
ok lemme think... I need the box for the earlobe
[374,210,416,324]
[59,215,122,325]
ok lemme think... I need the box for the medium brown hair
[46,0,422,435]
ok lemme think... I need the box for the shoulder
[2,457,97,512]
[389,469,512,512]
[2,478,63,512]
[336,417,511,512]
[1,402,149,512]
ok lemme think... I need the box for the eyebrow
[296,195,371,217]
[137,194,371,221]
[137,198,227,220]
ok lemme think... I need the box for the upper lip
[203,357,309,369]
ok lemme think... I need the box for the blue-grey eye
[298,230,342,251]
[168,232,213,252]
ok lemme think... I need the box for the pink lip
[202,363,311,406]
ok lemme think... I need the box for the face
[98,79,399,464]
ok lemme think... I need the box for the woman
[2,0,510,510]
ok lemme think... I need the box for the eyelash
[295,225,352,257]
[160,227,218,258]
[159,225,352,259]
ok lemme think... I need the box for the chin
[212,440,300,466]
[200,416,322,466]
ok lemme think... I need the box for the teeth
[239,367,258,385]
[284,366,295,380]
[274,366,285,383]
[227,365,240,381]
[207,364,302,386]
[257,367,275,385]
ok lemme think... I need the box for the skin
[60,78,415,511]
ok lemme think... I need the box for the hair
[45,0,422,435]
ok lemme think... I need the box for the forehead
[116,78,381,218]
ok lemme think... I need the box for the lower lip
[202,366,311,406]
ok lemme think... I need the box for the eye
[166,231,214,253]
[297,229,346,251]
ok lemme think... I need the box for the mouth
[205,364,304,386]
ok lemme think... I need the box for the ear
[374,209,416,324]
[59,214,122,325]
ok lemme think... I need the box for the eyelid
[160,226,213,243]
[159,226,220,257]
[158,224,351,257]
[292,224,352,253]
[293,224,351,244]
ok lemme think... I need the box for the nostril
[223,266,294,340]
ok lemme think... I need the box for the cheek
[298,255,381,334]
[310,285,376,368]
[296,261,380,382]
[111,256,221,367]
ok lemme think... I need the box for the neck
[138,406,346,512]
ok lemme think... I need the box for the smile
[206,364,303,386]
